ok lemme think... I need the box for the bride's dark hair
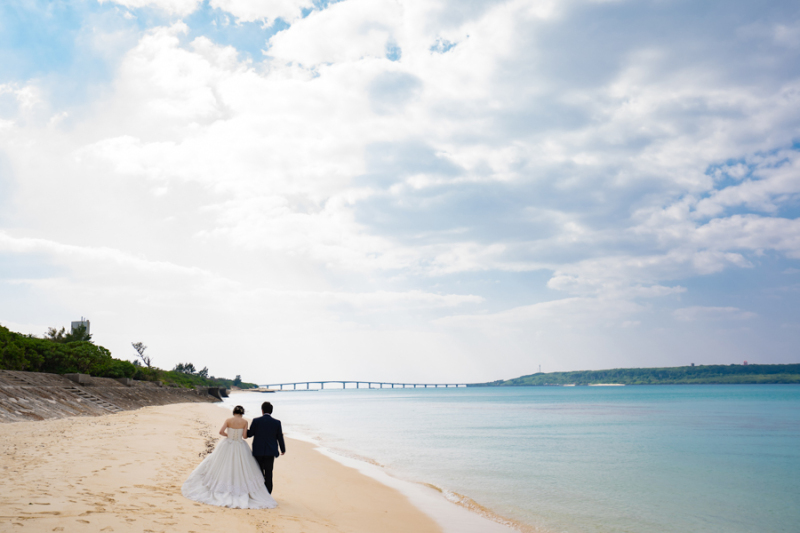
[233,405,245,415]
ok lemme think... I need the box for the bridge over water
[260,381,470,390]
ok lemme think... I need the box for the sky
[1,0,799,384]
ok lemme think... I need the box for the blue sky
[0,0,799,383]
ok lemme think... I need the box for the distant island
[474,364,800,386]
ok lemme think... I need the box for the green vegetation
[130,365,258,390]
[172,362,208,377]
[473,364,800,386]
[0,323,135,378]
[45,325,92,343]
[0,324,258,389]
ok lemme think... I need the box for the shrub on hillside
[1,324,257,387]
[0,325,134,378]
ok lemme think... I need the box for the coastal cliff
[0,370,220,423]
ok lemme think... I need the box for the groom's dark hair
[261,402,273,414]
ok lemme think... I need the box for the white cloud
[2,0,800,379]
[673,306,757,322]
[547,250,737,296]
[774,21,800,48]
[266,0,402,65]
[1,84,41,110]
[0,232,200,272]
[210,0,313,24]
[693,215,800,258]
[98,0,202,17]
[267,288,483,309]
[69,1,800,290]
[694,147,800,218]
[436,297,645,332]
[0,231,478,311]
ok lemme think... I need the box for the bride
[182,405,277,509]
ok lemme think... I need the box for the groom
[247,401,286,494]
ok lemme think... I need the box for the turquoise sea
[223,385,800,533]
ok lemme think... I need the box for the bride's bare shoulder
[226,416,248,429]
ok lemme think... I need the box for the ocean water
[222,385,800,533]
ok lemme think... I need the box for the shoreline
[311,442,529,533]
[0,402,443,533]
[219,394,524,533]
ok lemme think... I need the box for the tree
[233,375,242,387]
[65,325,92,343]
[173,362,196,374]
[131,342,151,367]
[45,325,92,344]
[45,327,67,342]
[197,366,209,378]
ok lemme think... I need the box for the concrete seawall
[0,370,220,423]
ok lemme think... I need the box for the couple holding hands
[182,401,286,509]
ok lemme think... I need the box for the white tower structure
[71,317,90,335]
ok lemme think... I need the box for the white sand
[0,402,442,533]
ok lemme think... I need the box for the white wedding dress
[182,428,277,509]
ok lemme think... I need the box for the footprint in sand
[52,528,64,531]
[76,519,90,524]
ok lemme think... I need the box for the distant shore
[476,363,800,386]
[0,403,442,533]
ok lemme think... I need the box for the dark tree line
[172,362,209,378]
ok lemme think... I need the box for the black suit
[247,414,286,494]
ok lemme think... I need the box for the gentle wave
[426,483,545,533]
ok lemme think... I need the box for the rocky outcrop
[0,370,220,423]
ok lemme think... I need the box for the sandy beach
[0,402,442,533]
